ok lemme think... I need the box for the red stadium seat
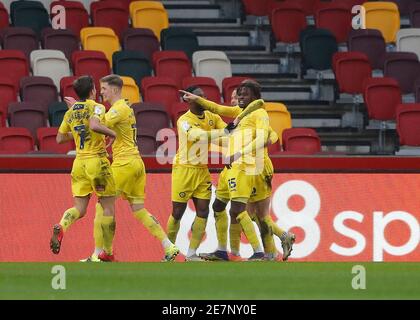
[397,103,420,146]
[152,51,192,89]
[333,52,372,95]
[0,50,29,91]
[333,51,372,128]
[0,77,17,127]
[72,50,111,98]
[121,28,160,62]
[60,76,78,100]
[41,28,79,64]
[363,77,402,122]
[0,27,38,60]
[91,0,129,40]
[102,0,136,11]
[293,0,320,16]
[37,127,74,154]
[363,77,402,151]
[50,1,89,39]
[335,0,365,8]
[182,77,221,103]
[0,127,35,154]
[72,50,111,78]
[347,29,387,70]
[315,2,352,43]
[8,102,48,142]
[136,127,158,156]
[170,102,189,126]
[282,128,321,154]
[131,102,170,136]
[270,2,307,44]
[267,139,282,155]
[20,76,58,112]
[241,0,271,16]
[141,76,180,114]
[0,2,9,30]
[383,52,420,94]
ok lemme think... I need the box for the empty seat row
[0,1,169,40]
[269,1,420,47]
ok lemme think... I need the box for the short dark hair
[100,74,123,89]
[236,81,261,99]
[185,85,200,94]
[73,75,94,100]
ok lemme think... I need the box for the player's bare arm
[89,117,117,139]
[56,132,73,144]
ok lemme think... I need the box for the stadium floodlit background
[0,0,420,300]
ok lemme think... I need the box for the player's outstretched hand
[64,96,77,108]
[179,90,200,103]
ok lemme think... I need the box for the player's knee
[212,199,226,212]
[196,208,209,218]
[172,205,186,220]
[230,201,246,216]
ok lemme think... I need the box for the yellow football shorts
[249,157,274,203]
[111,156,146,204]
[71,156,116,197]
[215,166,229,203]
[171,166,212,203]
[225,165,255,203]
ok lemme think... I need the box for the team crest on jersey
[179,192,186,198]
[181,121,191,132]
[94,105,103,115]
[208,119,214,126]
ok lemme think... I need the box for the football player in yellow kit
[50,76,117,258]
[181,81,295,261]
[181,82,270,260]
[79,74,180,262]
[166,86,229,261]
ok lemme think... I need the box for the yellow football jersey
[196,98,275,166]
[174,110,226,167]
[105,99,139,160]
[59,99,107,159]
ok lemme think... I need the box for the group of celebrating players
[49,74,295,262]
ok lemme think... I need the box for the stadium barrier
[0,172,419,262]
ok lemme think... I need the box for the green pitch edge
[0,262,419,300]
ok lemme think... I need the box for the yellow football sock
[266,215,286,238]
[101,216,116,255]
[93,203,104,250]
[134,208,166,242]
[189,216,207,250]
[59,207,80,232]
[166,215,180,244]
[214,210,228,250]
[259,216,277,255]
[237,211,263,253]
[229,223,242,255]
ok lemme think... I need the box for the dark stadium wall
[0,173,419,262]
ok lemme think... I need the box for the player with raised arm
[50,76,117,259]
[182,82,269,260]
[166,86,229,261]
[182,82,295,261]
